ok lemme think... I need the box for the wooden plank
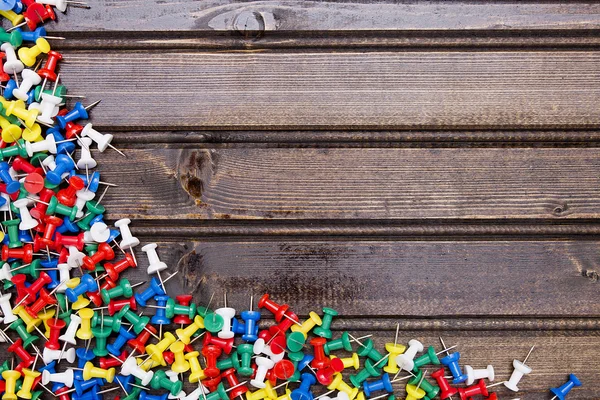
[95,147,600,221]
[50,1,600,32]
[140,239,600,318]
[60,50,600,129]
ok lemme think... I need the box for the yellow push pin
[175,315,204,344]
[18,38,51,67]
[331,353,360,370]
[0,116,22,143]
[16,368,41,399]
[327,373,358,400]
[145,331,176,366]
[21,122,42,143]
[83,361,115,383]
[13,305,42,334]
[0,10,24,27]
[290,311,322,338]
[169,341,190,374]
[4,100,38,128]
[38,307,56,338]
[384,323,406,374]
[2,369,21,400]
[76,308,94,340]
[186,351,205,383]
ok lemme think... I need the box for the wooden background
[40,1,600,398]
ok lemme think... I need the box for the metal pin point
[84,99,101,111]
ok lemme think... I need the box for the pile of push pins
[0,1,586,400]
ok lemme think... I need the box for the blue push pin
[16,27,46,43]
[240,295,260,342]
[56,102,89,130]
[297,354,314,373]
[231,317,245,335]
[61,215,80,233]
[114,374,134,394]
[106,326,136,356]
[74,377,104,396]
[65,274,98,302]
[135,277,165,307]
[439,337,467,384]
[40,258,59,289]
[17,229,32,244]
[3,79,17,99]
[291,372,317,400]
[140,391,168,400]
[107,228,120,243]
[48,128,76,155]
[46,154,76,185]
[0,0,15,11]
[0,161,21,194]
[550,374,582,400]
[72,385,101,400]
[363,373,393,397]
[151,294,171,325]
[10,1,21,14]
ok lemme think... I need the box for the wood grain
[138,239,600,318]
[47,1,600,32]
[59,50,600,130]
[93,147,600,220]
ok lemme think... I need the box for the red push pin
[56,176,85,207]
[44,317,66,350]
[23,172,45,194]
[316,357,344,385]
[24,271,52,299]
[431,368,458,399]
[87,276,117,307]
[173,295,194,325]
[203,331,234,354]
[127,324,157,356]
[38,215,63,247]
[24,287,57,317]
[103,253,136,281]
[222,368,248,399]
[201,344,222,378]
[8,338,35,369]
[30,188,55,220]
[310,337,330,370]
[2,243,34,264]
[24,3,56,30]
[54,232,85,251]
[38,50,62,82]
[258,294,290,322]
[82,242,115,270]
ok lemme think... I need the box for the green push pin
[197,305,213,318]
[11,259,41,279]
[408,369,440,400]
[3,219,22,248]
[324,331,353,355]
[0,28,22,47]
[33,85,67,102]
[84,243,98,255]
[29,153,48,168]
[100,279,133,304]
[356,339,386,366]
[287,350,304,382]
[122,386,142,400]
[91,325,111,357]
[349,358,382,388]
[165,297,196,320]
[203,312,224,333]
[46,197,77,221]
[412,346,441,371]
[121,306,150,334]
[204,383,229,400]
[91,313,122,333]
[30,391,43,400]
[0,360,9,374]
[313,307,338,339]
[150,370,183,396]
[217,351,241,371]
[287,331,306,353]
[9,318,39,349]
[236,343,254,376]
[0,139,28,159]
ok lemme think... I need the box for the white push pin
[0,293,18,324]
[13,69,42,101]
[465,364,495,385]
[1,43,24,74]
[56,264,72,293]
[26,134,57,157]
[41,155,57,171]
[252,338,285,362]
[13,199,38,230]
[36,93,62,125]
[395,339,424,372]
[0,262,13,282]
[43,346,76,364]
[504,346,534,392]
[120,357,154,386]
[74,189,94,218]
[81,123,114,152]
[216,292,235,339]
[142,243,167,288]
[320,393,349,400]
[114,218,139,249]
[59,313,81,347]
[42,369,74,387]
[90,222,110,243]
[250,356,274,389]
[36,0,88,12]
[76,137,96,170]
[66,246,85,269]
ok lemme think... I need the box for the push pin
[503,345,534,392]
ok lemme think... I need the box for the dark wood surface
[23,2,600,398]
